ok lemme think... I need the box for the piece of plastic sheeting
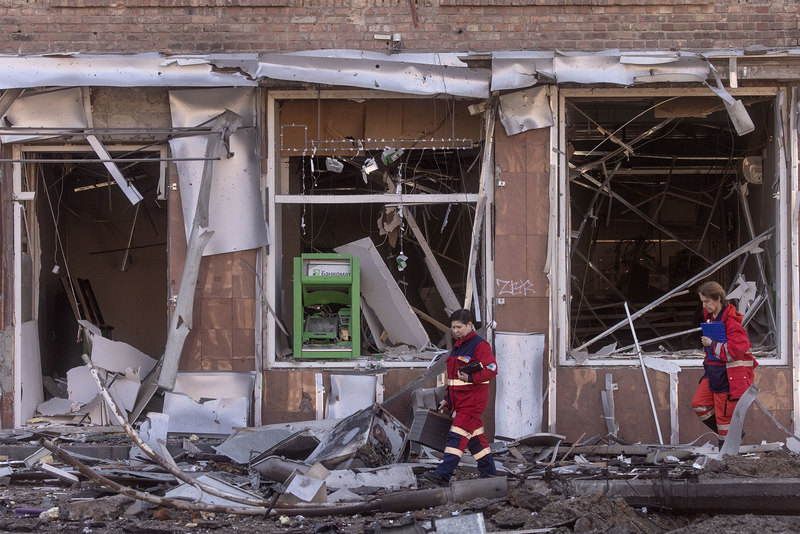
[168,88,269,256]
[498,86,553,136]
[255,52,490,98]
[493,332,545,440]
[0,87,86,144]
[327,375,377,420]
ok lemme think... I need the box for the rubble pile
[2,401,800,533]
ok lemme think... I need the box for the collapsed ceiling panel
[168,88,269,255]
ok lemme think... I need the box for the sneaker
[422,471,449,486]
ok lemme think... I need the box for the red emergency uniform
[433,330,498,481]
[691,303,757,437]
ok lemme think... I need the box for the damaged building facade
[0,2,799,450]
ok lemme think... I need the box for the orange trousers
[691,377,738,437]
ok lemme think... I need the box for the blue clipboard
[702,321,726,361]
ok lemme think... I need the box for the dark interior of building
[278,146,483,355]
[566,95,777,358]
[31,152,167,378]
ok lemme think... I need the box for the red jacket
[703,303,757,399]
[445,330,498,415]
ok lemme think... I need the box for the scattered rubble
[3,399,800,533]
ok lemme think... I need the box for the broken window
[563,93,782,362]
[23,148,167,383]
[268,96,486,365]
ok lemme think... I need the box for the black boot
[702,418,718,433]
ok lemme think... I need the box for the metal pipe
[736,182,778,336]
[624,302,664,445]
[611,326,701,354]
[568,477,800,514]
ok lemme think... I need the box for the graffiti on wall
[496,279,535,296]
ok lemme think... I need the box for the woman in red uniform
[423,309,498,486]
[691,281,757,448]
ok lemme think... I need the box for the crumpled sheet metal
[0,53,258,89]
[254,52,490,98]
[498,86,553,135]
[490,51,555,91]
[0,87,86,144]
[553,51,710,85]
[168,87,270,256]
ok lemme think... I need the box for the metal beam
[625,302,663,445]
[275,193,477,204]
[736,182,778,338]
[569,477,800,514]
[406,210,461,315]
[464,97,496,311]
[575,118,673,173]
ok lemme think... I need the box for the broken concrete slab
[59,494,136,521]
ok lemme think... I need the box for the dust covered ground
[3,451,800,534]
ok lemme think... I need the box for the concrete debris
[0,398,795,531]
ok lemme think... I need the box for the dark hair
[698,281,728,308]
[449,309,474,324]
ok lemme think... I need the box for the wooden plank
[405,211,460,314]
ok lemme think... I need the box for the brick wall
[1,1,797,54]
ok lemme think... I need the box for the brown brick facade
[1,1,797,54]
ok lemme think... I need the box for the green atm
[293,253,360,359]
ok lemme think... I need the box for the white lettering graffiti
[496,279,536,296]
